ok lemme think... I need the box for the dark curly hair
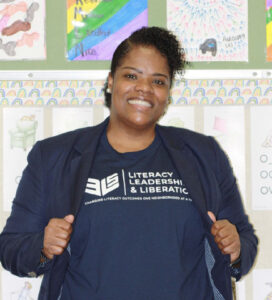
[104,26,187,108]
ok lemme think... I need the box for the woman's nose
[135,78,153,93]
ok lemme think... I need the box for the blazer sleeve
[0,141,52,277]
[210,137,258,280]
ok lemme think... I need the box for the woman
[0,27,257,300]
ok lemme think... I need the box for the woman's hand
[42,215,74,260]
[207,211,241,263]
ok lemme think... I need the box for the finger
[207,211,216,223]
[49,218,73,232]
[64,214,74,224]
[47,244,67,256]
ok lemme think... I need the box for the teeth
[128,99,152,107]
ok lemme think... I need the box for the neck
[106,119,156,153]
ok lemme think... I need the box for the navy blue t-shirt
[60,130,213,300]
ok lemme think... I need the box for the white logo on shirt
[85,173,119,196]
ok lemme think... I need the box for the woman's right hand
[42,215,74,259]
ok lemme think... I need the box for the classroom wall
[0,0,272,300]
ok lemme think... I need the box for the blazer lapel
[68,119,109,216]
[157,126,207,216]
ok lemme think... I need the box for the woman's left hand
[207,211,241,263]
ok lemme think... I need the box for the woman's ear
[107,72,113,93]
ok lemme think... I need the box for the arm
[0,142,50,277]
[209,137,258,280]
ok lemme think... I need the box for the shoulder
[157,124,215,150]
[27,119,108,167]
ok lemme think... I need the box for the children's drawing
[9,114,38,151]
[0,0,45,59]
[167,0,248,61]
[66,0,148,61]
[3,107,44,211]
[267,0,272,61]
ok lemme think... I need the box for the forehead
[118,45,169,72]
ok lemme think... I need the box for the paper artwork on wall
[253,269,272,300]
[1,269,42,300]
[52,107,93,136]
[203,106,246,201]
[266,0,272,61]
[159,105,195,131]
[167,0,248,62]
[0,0,46,60]
[2,107,44,211]
[250,106,272,210]
[67,0,148,61]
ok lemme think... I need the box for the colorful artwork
[167,0,248,62]
[3,107,44,211]
[66,0,148,61]
[1,78,272,107]
[0,0,45,60]
[267,0,272,61]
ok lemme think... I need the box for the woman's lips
[127,99,152,108]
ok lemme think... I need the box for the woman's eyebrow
[121,66,169,79]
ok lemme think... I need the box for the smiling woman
[0,26,258,300]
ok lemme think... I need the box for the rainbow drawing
[246,80,257,87]
[267,0,272,61]
[87,88,97,97]
[247,97,258,104]
[64,88,76,97]
[176,97,188,104]
[224,98,234,105]
[71,98,79,105]
[217,87,226,97]
[34,81,44,88]
[0,81,9,88]
[67,0,148,61]
[0,89,5,97]
[235,97,245,104]
[25,99,35,105]
[253,87,262,96]
[17,88,27,98]
[228,88,240,97]
[193,88,205,97]
[12,98,23,105]
[45,81,57,88]
[29,89,41,97]
[82,98,94,105]
[35,98,44,105]
[211,97,223,104]
[260,98,270,104]
[53,88,62,98]
[46,98,58,105]
[0,98,9,105]
[211,80,222,87]
[200,97,209,104]
[80,81,92,88]
[264,86,272,95]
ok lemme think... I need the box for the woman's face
[108,45,171,131]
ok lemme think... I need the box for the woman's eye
[125,74,137,79]
[153,79,165,85]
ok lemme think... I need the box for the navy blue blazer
[0,118,258,300]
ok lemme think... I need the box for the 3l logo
[85,173,119,196]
